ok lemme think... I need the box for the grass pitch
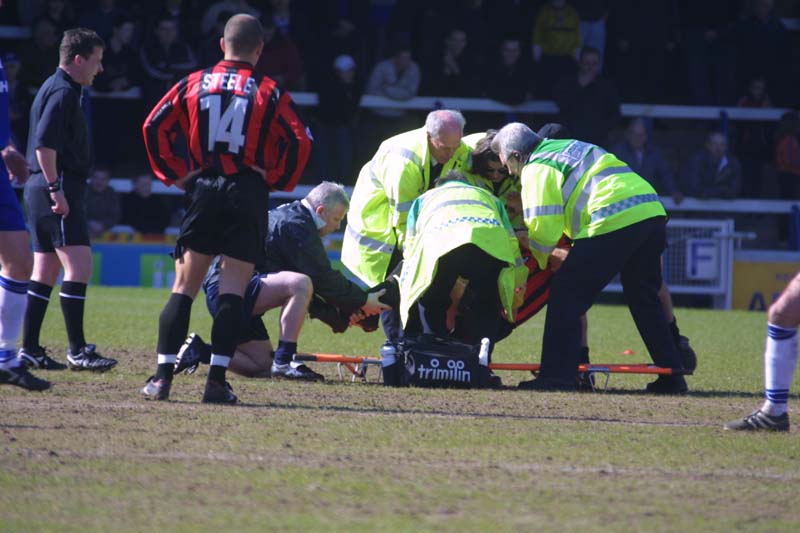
[2,286,800,532]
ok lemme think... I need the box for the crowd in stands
[3,0,800,238]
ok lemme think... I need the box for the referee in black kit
[19,28,117,373]
[140,14,311,404]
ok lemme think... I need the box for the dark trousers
[408,244,504,343]
[381,245,405,343]
[540,216,682,383]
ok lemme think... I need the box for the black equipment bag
[386,335,489,389]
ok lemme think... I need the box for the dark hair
[537,122,570,139]
[223,14,264,55]
[469,129,501,176]
[59,27,104,65]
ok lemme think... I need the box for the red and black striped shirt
[142,59,311,191]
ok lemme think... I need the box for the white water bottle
[478,338,490,367]
[380,342,400,386]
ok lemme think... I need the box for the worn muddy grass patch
[2,287,799,531]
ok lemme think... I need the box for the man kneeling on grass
[174,182,392,380]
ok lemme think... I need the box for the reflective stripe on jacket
[522,138,666,270]
[341,127,470,285]
[399,180,528,326]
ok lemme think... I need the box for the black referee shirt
[26,68,91,183]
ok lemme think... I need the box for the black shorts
[205,271,270,344]
[177,171,269,264]
[24,173,90,252]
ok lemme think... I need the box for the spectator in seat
[18,17,60,92]
[79,0,126,41]
[734,0,790,105]
[422,28,479,98]
[485,37,532,106]
[308,2,368,89]
[613,118,683,204]
[364,39,420,147]
[686,132,742,199]
[607,0,678,103]
[264,0,312,63]
[773,111,800,244]
[553,46,620,150]
[736,77,772,198]
[121,174,171,235]
[680,0,738,106]
[254,17,304,90]
[197,10,231,67]
[93,15,140,93]
[314,54,362,184]
[2,53,29,146]
[139,15,197,108]
[39,0,78,36]
[531,0,581,99]
[574,0,607,70]
[156,0,199,46]
[774,111,800,201]
[201,1,259,36]
[85,167,121,238]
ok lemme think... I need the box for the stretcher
[294,353,679,391]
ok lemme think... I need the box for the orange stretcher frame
[295,353,676,387]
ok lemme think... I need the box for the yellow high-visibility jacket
[521,138,666,270]
[341,127,471,286]
[399,180,528,326]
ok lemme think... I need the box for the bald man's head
[223,14,264,57]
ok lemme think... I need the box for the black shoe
[488,370,503,389]
[645,374,688,395]
[175,333,210,375]
[66,344,118,372]
[140,375,171,401]
[18,346,67,370]
[724,409,789,432]
[518,376,577,392]
[0,365,51,391]
[271,361,325,381]
[202,380,238,404]
[677,335,697,374]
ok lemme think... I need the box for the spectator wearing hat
[314,54,362,183]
